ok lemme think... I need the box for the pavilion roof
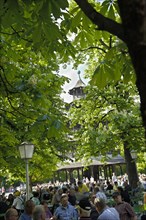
[57,154,125,170]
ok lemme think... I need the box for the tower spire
[78,70,81,80]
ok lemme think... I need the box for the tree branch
[0,71,19,94]
[74,0,125,42]
[0,74,34,119]
[0,30,24,36]
[99,39,110,49]
[11,26,32,43]
[81,46,107,53]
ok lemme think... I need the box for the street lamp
[131,150,137,160]
[18,142,34,201]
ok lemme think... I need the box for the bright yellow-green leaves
[0,0,71,182]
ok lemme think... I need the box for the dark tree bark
[124,143,139,189]
[117,0,146,185]
[118,0,146,139]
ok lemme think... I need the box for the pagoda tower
[69,70,86,101]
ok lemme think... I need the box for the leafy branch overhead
[74,0,125,41]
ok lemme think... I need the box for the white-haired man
[94,197,120,220]
[32,205,46,220]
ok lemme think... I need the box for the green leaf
[85,32,94,44]
[57,0,69,10]
[39,1,50,22]
[114,63,122,81]
[1,0,23,27]
[0,0,5,17]
[43,22,61,41]
[70,6,80,15]
[71,10,82,28]
[108,5,115,20]
[32,25,42,43]
[100,2,109,16]
[21,0,32,5]
[51,0,62,19]
[82,13,92,31]
[90,65,107,88]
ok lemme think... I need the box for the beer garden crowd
[0,172,146,220]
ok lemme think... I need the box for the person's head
[8,194,14,201]
[117,186,124,193]
[14,191,20,197]
[33,205,46,220]
[137,181,141,186]
[5,208,18,220]
[123,180,128,186]
[33,191,40,198]
[78,181,83,187]
[25,200,35,215]
[41,201,48,212]
[112,192,122,204]
[89,193,96,204]
[49,186,53,192]
[62,186,68,194]
[69,187,75,196]
[94,186,100,193]
[94,197,106,213]
[57,188,63,195]
[60,193,69,207]
[114,181,118,186]
[74,186,79,192]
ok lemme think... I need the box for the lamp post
[18,142,34,201]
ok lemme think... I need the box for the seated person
[78,197,91,218]
[51,194,78,220]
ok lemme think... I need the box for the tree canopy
[0,0,146,184]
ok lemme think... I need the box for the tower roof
[69,71,86,95]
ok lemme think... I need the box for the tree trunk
[118,0,146,137]
[123,142,139,189]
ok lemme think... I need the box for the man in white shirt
[12,191,24,215]
[94,197,120,220]
[112,172,117,183]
